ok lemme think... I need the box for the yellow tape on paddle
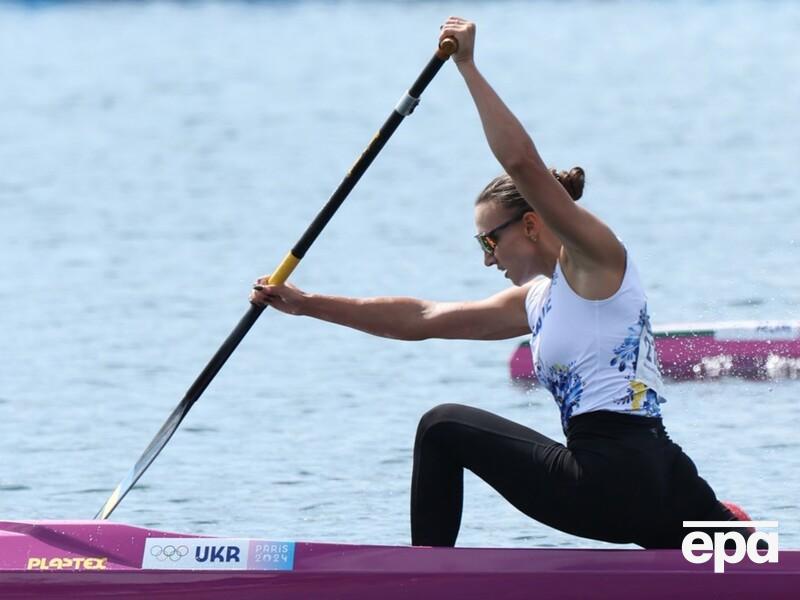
[268,252,301,285]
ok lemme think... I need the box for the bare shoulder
[486,281,538,306]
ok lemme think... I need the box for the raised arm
[250,280,532,341]
[440,18,626,292]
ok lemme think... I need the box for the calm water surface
[0,0,798,548]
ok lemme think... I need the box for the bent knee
[415,403,473,440]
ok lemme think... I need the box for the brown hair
[475,167,585,212]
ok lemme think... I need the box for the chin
[513,273,536,286]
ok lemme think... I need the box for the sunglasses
[474,211,529,255]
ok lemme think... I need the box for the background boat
[510,320,800,382]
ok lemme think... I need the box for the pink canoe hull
[510,320,800,381]
[1,521,798,599]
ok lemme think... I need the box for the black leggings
[410,404,748,549]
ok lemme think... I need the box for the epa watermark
[682,521,779,573]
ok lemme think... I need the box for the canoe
[510,320,800,381]
[1,520,798,599]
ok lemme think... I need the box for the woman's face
[474,202,544,286]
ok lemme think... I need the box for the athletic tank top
[525,254,666,433]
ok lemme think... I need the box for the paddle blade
[95,399,190,520]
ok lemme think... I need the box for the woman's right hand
[439,16,476,65]
[250,277,309,316]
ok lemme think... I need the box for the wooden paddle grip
[437,37,459,59]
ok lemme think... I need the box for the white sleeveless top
[525,255,666,433]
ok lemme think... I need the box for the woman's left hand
[439,16,476,65]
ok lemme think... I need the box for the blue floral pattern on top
[613,382,663,416]
[641,389,662,417]
[537,360,584,433]
[610,306,663,417]
[610,307,648,373]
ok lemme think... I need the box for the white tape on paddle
[395,91,420,116]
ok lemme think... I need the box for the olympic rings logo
[149,544,190,562]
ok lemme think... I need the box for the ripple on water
[190,520,219,527]
[759,442,798,450]
[300,502,335,512]
[0,484,30,492]
[728,297,766,307]
[74,488,110,495]
[78,378,122,390]
[184,426,219,434]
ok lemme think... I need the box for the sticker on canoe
[27,557,108,570]
[142,538,294,571]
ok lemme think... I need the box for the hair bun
[551,166,585,201]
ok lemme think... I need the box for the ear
[521,211,540,239]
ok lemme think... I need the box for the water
[0,0,798,549]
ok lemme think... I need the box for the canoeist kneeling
[251,17,753,549]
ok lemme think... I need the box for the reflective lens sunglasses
[474,211,529,255]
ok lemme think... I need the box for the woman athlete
[250,17,749,548]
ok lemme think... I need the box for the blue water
[0,1,798,549]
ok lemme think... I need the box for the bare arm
[250,280,532,341]
[440,18,626,282]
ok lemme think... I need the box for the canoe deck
[1,521,797,599]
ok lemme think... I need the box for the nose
[483,252,496,267]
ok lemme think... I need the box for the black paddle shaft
[294,45,456,257]
[95,39,458,520]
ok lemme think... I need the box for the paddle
[94,37,459,520]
